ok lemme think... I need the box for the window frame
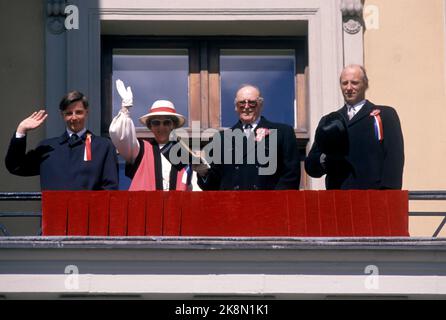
[102,36,309,188]
[102,35,308,136]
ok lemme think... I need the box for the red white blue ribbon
[370,109,383,142]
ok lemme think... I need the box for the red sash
[129,140,188,191]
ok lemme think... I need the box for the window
[112,49,189,126]
[102,36,309,189]
[102,36,307,133]
[220,49,296,127]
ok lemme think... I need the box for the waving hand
[17,110,48,135]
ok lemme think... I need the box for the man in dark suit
[5,91,119,190]
[305,65,404,190]
[193,84,300,190]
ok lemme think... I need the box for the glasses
[236,99,259,108]
[150,119,174,127]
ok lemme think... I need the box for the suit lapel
[245,117,269,159]
[348,100,373,127]
[58,132,70,145]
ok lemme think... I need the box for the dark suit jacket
[198,116,300,190]
[5,131,119,190]
[305,100,404,190]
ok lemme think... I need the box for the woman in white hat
[109,79,192,191]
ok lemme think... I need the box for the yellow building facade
[364,0,446,236]
[0,0,445,237]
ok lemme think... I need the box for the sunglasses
[149,119,174,127]
[236,100,259,108]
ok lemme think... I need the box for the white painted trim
[1,274,446,297]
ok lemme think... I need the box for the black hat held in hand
[315,111,349,155]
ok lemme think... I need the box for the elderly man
[109,79,193,191]
[5,91,119,190]
[305,64,404,189]
[194,84,300,190]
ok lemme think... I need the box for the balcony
[0,191,446,299]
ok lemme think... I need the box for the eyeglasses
[236,99,259,108]
[150,119,174,127]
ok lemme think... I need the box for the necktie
[348,106,356,120]
[69,134,80,147]
[244,124,253,137]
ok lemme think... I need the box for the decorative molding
[98,8,320,16]
[340,0,364,34]
[46,0,67,34]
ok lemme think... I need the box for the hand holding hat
[116,79,133,108]
[315,111,349,156]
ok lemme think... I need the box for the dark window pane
[220,49,295,127]
[112,49,189,127]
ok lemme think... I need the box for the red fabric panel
[304,191,321,236]
[42,191,69,236]
[318,191,338,236]
[41,190,409,237]
[88,192,110,236]
[108,192,128,236]
[127,192,147,236]
[333,191,354,236]
[241,191,288,236]
[350,190,373,236]
[145,191,164,236]
[163,191,183,236]
[180,191,225,236]
[288,191,307,236]
[67,192,89,235]
[181,191,289,236]
[386,190,409,236]
[368,190,391,236]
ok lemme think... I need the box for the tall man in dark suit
[5,91,119,190]
[305,65,404,189]
[193,84,300,190]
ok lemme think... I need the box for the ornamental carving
[340,0,364,34]
[46,0,67,34]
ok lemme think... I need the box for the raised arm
[5,110,48,176]
[108,79,140,164]
[17,110,48,135]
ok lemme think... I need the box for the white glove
[116,79,133,107]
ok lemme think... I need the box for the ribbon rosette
[370,109,381,117]
[255,128,271,142]
[370,109,384,142]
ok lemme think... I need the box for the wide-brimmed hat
[315,111,349,155]
[139,100,186,128]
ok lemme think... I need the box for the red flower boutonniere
[255,128,271,142]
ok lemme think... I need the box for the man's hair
[59,91,89,111]
[233,84,264,105]
[341,64,369,88]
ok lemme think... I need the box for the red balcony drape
[42,190,409,237]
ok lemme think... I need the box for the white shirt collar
[347,99,366,112]
[243,117,261,129]
[67,128,87,138]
